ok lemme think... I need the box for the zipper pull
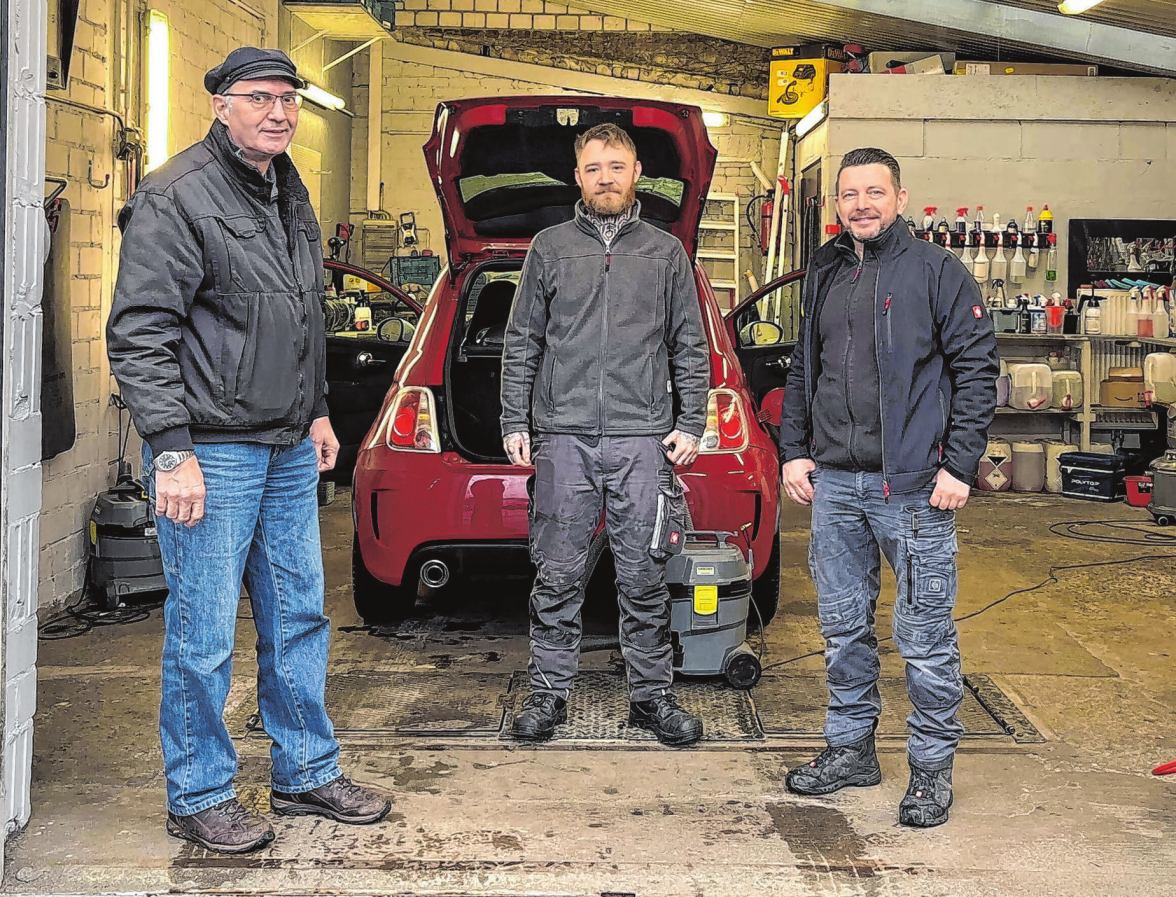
[605,251,611,272]
[883,480,891,500]
[853,264,862,283]
[883,293,892,315]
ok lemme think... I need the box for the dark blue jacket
[779,221,999,496]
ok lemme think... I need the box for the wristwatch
[153,450,195,472]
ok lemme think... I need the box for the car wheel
[750,534,781,629]
[351,533,418,625]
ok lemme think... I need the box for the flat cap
[204,47,305,95]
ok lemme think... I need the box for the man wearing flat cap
[108,47,391,854]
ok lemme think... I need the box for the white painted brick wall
[37,0,269,611]
[5,0,49,842]
[396,0,655,30]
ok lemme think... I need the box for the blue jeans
[143,439,340,816]
[808,467,964,766]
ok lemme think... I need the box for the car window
[324,271,420,343]
[461,270,522,351]
[458,174,684,209]
[734,276,805,344]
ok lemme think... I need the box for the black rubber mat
[500,670,764,743]
[227,670,1037,744]
[753,674,1021,738]
[227,671,510,738]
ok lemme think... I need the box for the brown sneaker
[166,798,275,854]
[271,773,392,825]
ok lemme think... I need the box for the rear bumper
[353,443,780,587]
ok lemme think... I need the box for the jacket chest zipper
[598,249,610,431]
[872,262,890,501]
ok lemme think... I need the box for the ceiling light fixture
[299,82,346,112]
[702,111,729,128]
[1057,0,1106,14]
[794,100,828,138]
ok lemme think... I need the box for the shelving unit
[698,192,741,311]
[994,332,1175,450]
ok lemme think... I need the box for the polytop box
[769,44,849,119]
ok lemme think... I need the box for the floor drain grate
[500,670,763,743]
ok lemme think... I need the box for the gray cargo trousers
[528,433,675,702]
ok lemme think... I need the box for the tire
[1156,515,1173,527]
[750,534,781,630]
[351,533,418,625]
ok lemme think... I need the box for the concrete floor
[5,489,1176,896]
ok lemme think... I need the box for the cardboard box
[769,44,848,119]
[953,61,1098,76]
[868,51,956,74]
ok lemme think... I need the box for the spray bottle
[922,207,937,232]
[1080,291,1102,335]
[1045,233,1058,283]
[1028,234,1040,270]
[992,212,1002,233]
[1010,235,1028,283]
[973,232,990,283]
[974,205,986,233]
[991,231,1007,282]
[956,208,969,235]
[1024,206,1036,234]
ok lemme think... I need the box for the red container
[1125,475,1153,507]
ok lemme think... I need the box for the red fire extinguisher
[760,197,774,254]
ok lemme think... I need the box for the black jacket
[779,221,999,496]
[500,202,709,439]
[107,122,327,454]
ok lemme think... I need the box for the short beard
[584,185,636,217]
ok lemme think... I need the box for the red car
[351,95,800,625]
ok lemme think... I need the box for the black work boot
[510,692,568,742]
[166,797,275,853]
[271,773,392,825]
[628,693,703,746]
[898,757,954,828]
[786,724,882,796]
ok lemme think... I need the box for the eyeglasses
[222,91,303,110]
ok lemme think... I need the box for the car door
[725,270,806,440]
[323,259,423,479]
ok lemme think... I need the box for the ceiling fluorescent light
[702,111,729,128]
[300,82,346,112]
[1057,0,1105,14]
[794,100,828,138]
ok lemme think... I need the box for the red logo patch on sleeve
[973,305,984,319]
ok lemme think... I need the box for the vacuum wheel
[724,652,762,690]
[1156,514,1174,527]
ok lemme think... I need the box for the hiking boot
[628,693,703,746]
[271,773,392,825]
[510,692,567,742]
[785,726,882,796]
[166,797,275,854]
[898,758,954,828]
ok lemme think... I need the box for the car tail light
[699,388,749,454]
[369,386,441,453]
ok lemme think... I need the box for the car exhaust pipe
[419,559,450,590]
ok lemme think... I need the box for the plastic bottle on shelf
[1028,234,1040,270]
[992,212,1002,233]
[1023,206,1036,234]
[1081,292,1102,335]
[1010,236,1028,283]
[1038,205,1054,235]
[974,205,985,233]
[1127,286,1142,338]
[922,207,937,231]
[1045,234,1058,283]
[956,207,969,235]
